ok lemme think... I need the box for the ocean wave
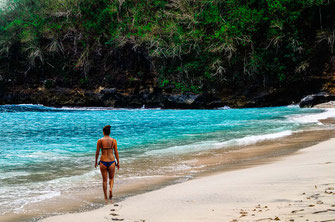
[0,169,99,215]
[13,191,61,212]
[60,106,114,111]
[0,104,60,112]
[60,106,162,111]
[286,108,335,124]
[146,130,293,156]
[0,188,61,215]
[214,130,293,148]
[1,104,164,111]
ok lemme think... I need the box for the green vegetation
[0,0,334,93]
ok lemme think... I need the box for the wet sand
[2,124,335,221]
[42,132,335,222]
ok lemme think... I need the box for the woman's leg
[107,163,116,199]
[99,162,108,200]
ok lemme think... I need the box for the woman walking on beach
[95,125,120,202]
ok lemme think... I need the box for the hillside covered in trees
[0,0,335,108]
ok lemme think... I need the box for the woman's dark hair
[103,125,111,135]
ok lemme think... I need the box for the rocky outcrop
[299,93,335,108]
[163,94,224,109]
[0,87,226,109]
[3,84,334,109]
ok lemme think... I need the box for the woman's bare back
[99,137,116,162]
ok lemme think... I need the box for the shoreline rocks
[0,87,226,109]
[299,93,335,108]
[3,87,335,109]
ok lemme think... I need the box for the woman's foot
[109,190,113,200]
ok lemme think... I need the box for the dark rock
[245,89,295,108]
[100,88,117,95]
[299,92,335,108]
[193,93,224,108]
[113,94,142,108]
[83,92,104,106]
[161,93,225,109]
[207,100,225,108]
[140,92,164,108]
[163,94,199,108]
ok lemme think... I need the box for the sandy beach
[42,136,335,222]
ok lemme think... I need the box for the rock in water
[299,92,335,108]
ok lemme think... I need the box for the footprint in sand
[325,190,333,194]
[110,204,123,221]
[312,209,335,214]
[291,209,304,213]
[110,213,119,216]
[255,217,273,221]
[239,209,248,217]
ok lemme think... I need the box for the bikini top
[100,139,114,150]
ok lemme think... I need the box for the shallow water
[0,104,335,218]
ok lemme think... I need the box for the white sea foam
[8,103,45,107]
[0,188,61,215]
[60,106,161,111]
[146,130,294,156]
[60,106,115,110]
[287,108,335,124]
[47,170,100,185]
[0,169,100,215]
[147,108,335,156]
[0,171,30,180]
[216,106,231,110]
[287,104,299,108]
[214,130,293,148]
[12,191,61,212]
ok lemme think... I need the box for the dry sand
[42,137,335,222]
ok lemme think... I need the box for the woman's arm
[95,139,100,168]
[114,139,120,170]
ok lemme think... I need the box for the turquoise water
[0,104,334,215]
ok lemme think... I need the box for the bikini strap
[100,138,114,150]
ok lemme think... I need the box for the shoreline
[42,133,335,222]
[1,116,335,222]
[2,127,335,222]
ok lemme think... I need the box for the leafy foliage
[0,0,334,92]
